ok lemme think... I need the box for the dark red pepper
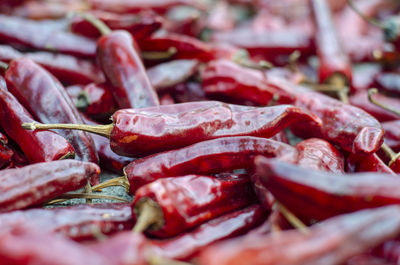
[0,132,13,169]
[382,120,400,152]
[347,153,395,174]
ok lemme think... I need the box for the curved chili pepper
[0,160,100,213]
[0,15,96,58]
[347,153,395,174]
[0,85,75,163]
[125,136,297,193]
[0,203,132,241]
[0,132,13,169]
[255,157,400,222]
[132,174,257,237]
[197,206,400,265]
[6,58,99,168]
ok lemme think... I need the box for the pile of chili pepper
[3,0,400,264]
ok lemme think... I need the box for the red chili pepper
[132,174,257,237]
[373,240,400,263]
[0,160,99,213]
[151,204,267,261]
[170,82,207,103]
[197,206,400,265]
[125,136,297,193]
[6,58,99,169]
[0,203,132,241]
[374,72,400,96]
[382,120,400,152]
[270,130,289,144]
[0,15,96,58]
[255,156,400,222]
[0,85,75,163]
[347,153,395,174]
[352,64,381,93]
[0,132,13,169]
[7,145,29,169]
[0,45,105,85]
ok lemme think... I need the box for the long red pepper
[0,160,99,213]
[347,153,396,174]
[132,174,257,237]
[255,157,400,222]
[0,85,75,163]
[197,206,400,265]
[6,58,99,167]
[125,136,297,193]
[0,15,96,58]
[0,203,132,241]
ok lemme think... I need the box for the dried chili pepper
[382,120,400,152]
[24,102,321,158]
[0,132,13,169]
[0,85,75,163]
[132,174,257,237]
[0,203,132,241]
[0,160,99,213]
[197,206,400,265]
[374,72,400,96]
[347,153,395,174]
[125,136,297,193]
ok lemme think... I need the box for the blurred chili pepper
[205,1,235,32]
[374,72,400,96]
[347,153,395,174]
[6,58,99,171]
[159,94,175,105]
[382,120,400,152]
[125,136,297,193]
[0,132,13,169]
[0,85,75,163]
[132,174,257,237]
[151,204,266,261]
[0,160,99,213]
[373,240,400,263]
[0,15,96,58]
[170,82,207,103]
[0,203,132,241]
[255,157,400,222]
[351,64,381,93]
[197,206,400,265]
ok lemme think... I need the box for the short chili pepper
[0,159,100,213]
[24,102,321,158]
[0,85,75,163]
[0,203,132,241]
[151,204,267,261]
[125,136,297,193]
[0,132,13,169]
[255,157,400,223]
[132,174,257,238]
[197,205,400,265]
[6,58,99,169]
[347,153,395,175]
[0,15,96,58]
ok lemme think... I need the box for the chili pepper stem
[45,193,130,205]
[92,176,130,193]
[133,199,164,233]
[78,12,112,36]
[84,181,93,204]
[381,143,400,167]
[141,47,178,60]
[59,151,75,160]
[368,88,400,116]
[22,122,113,138]
[148,256,193,265]
[328,74,349,104]
[275,202,309,234]
[0,61,8,72]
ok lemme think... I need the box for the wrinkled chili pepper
[0,15,96,58]
[24,102,321,158]
[0,132,13,169]
[197,206,400,265]
[0,203,132,241]
[0,85,75,163]
[0,160,99,213]
[347,153,395,174]
[132,174,257,237]
[125,136,297,193]
[6,58,99,170]
[255,157,400,222]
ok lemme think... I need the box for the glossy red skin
[0,45,104,85]
[147,59,199,91]
[110,102,321,157]
[0,203,132,241]
[0,160,99,213]
[0,226,108,265]
[197,206,400,265]
[0,15,96,58]
[382,121,400,152]
[312,0,352,85]
[125,136,297,193]
[6,58,99,170]
[374,72,400,96]
[71,10,163,40]
[295,138,345,173]
[347,153,395,175]
[255,157,400,222]
[97,31,159,109]
[152,205,267,261]
[0,86,74,164]
[350,91,400,122]
[133,174,257,238]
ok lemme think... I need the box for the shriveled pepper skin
[0,86,75,164]
[133,174,257,237]
[0,203,132,241]
[125,136,297,193]
[110,102,321,157]
[197,206,400,265]
[152,205,267,261]
[6,58,99,167]
[347,153,395,174]
[0,160,100,213]
[97,30,159,109]
[255,157,400,222]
